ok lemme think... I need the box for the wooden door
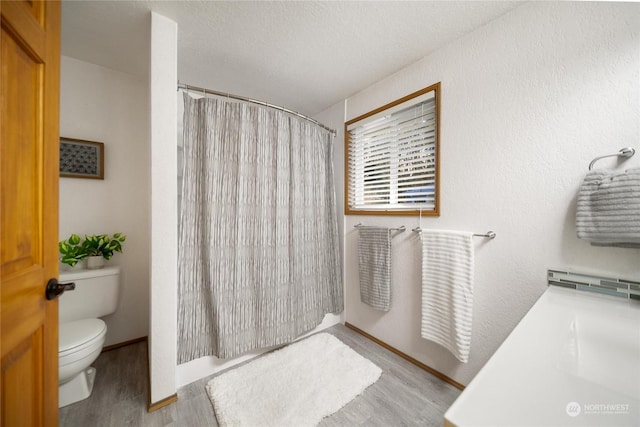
[1,1,61,425]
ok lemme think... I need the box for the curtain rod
[177,82,337,137]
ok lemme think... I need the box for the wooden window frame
[344,82,441,216]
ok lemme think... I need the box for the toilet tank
[58,267,120,323]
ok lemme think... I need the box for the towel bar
[354,223,406,232]
[473,231,496,239]
[588,147,635,170]
[412,227,496,239]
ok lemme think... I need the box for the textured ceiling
[62,1,522,116]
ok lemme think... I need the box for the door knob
[45,278,76,300]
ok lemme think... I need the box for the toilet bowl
[58,319,107,407]
[58,267,120,407]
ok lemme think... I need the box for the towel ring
[588,147,635,170]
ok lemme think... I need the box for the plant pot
[86,256,105,269]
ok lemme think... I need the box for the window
[345,83,440,216]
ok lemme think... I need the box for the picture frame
[59,137,104,180]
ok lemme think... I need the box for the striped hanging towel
[576,168,640,248]
[420,230,474,363]
[358,227,392,311]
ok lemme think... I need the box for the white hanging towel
[420,230,474,363]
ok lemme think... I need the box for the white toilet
[58,266,120,408]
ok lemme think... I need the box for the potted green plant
[58,232,126,269]
[82,233,126,269]
[58,233,87,268]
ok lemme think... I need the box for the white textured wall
[59,56,150,347]
[329,1,640,386]
[149,12,178,404]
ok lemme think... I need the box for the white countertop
[445,286,640,426]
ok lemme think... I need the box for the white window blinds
[346,86,439,214]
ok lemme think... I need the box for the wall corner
[149,11,178,406]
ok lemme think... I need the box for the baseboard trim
[344,322,465,391]
[148,393,178,413]
[102,336,148,353]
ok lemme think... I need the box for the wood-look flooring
[59,323,461,426]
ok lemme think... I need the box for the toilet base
[59,366,97,408]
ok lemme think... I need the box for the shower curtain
[178,93,343,362]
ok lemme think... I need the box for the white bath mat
[206,332,382,427]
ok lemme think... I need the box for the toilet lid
[59,318,107,355]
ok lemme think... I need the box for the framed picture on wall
[59,137,104,180]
